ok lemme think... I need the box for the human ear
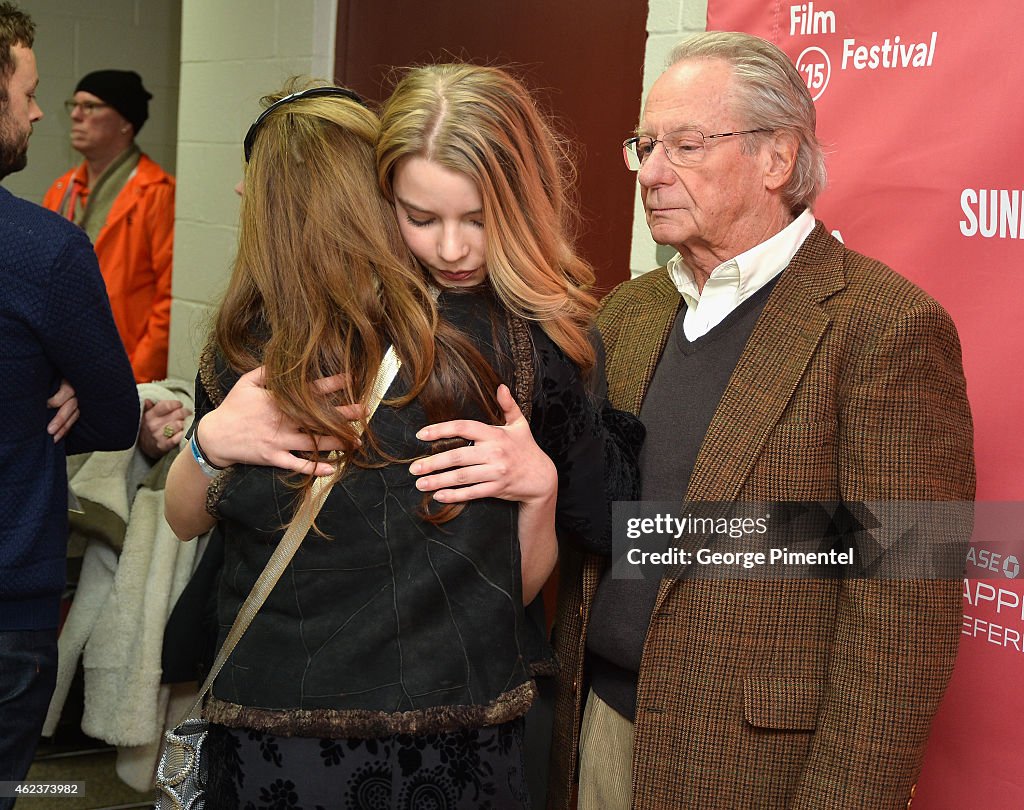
[763,130,798,192]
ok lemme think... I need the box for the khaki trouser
[578,689,635,810]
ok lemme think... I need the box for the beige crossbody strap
[182,346,401,721]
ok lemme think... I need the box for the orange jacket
[43,154,175,383]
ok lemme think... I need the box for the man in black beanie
[43,68,175,384]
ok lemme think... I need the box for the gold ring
[163,424,176,438]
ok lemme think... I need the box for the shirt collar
[70,161,90,188]
[667,208,816,306]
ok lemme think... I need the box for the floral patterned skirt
[204,717,530,810]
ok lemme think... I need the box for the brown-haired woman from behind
[164,81,572,808]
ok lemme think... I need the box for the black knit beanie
[75,70,152,134]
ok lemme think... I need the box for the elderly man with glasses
[548,31,975,810]
[43,69,174,385]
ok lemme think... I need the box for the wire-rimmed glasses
[64,100,110,116]
[622,128,770,170]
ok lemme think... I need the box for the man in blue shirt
[0,2,139,791]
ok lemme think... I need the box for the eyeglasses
[64,100,110,116]
[243,86,365,162]
[622,128,770,170]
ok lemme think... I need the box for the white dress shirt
[667,209,816,341]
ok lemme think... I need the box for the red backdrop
[704,2,1024,806]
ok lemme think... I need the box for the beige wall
[4,0,181,204]
[629,0,709,276]
[168,0,336,381]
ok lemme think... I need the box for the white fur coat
[43,379,203,790]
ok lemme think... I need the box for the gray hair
[668,31,826,212]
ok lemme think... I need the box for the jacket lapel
[686,224,844,502]
[96,156,160,246]
[653,224,847,601]
[605,270,682,415]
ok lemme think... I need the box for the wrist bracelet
[190,420,225,478]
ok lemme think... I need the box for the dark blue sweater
[0,186,139,631]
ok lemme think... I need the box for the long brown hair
[378,63,598,374]
[217,81,503,520]
[216,83,439,468]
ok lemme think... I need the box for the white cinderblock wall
[168,0,336,380]
[4,0,181,205]
[630,0,709,276]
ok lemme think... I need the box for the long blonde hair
[378,63,598,373]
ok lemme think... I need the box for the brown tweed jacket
[547,224,975,810]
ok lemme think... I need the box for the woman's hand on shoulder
[199,366,364,477]
[411,384,557,505]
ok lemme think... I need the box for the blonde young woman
[377,63,646,807]
[163,80,629,809]
[379,63,639,544]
